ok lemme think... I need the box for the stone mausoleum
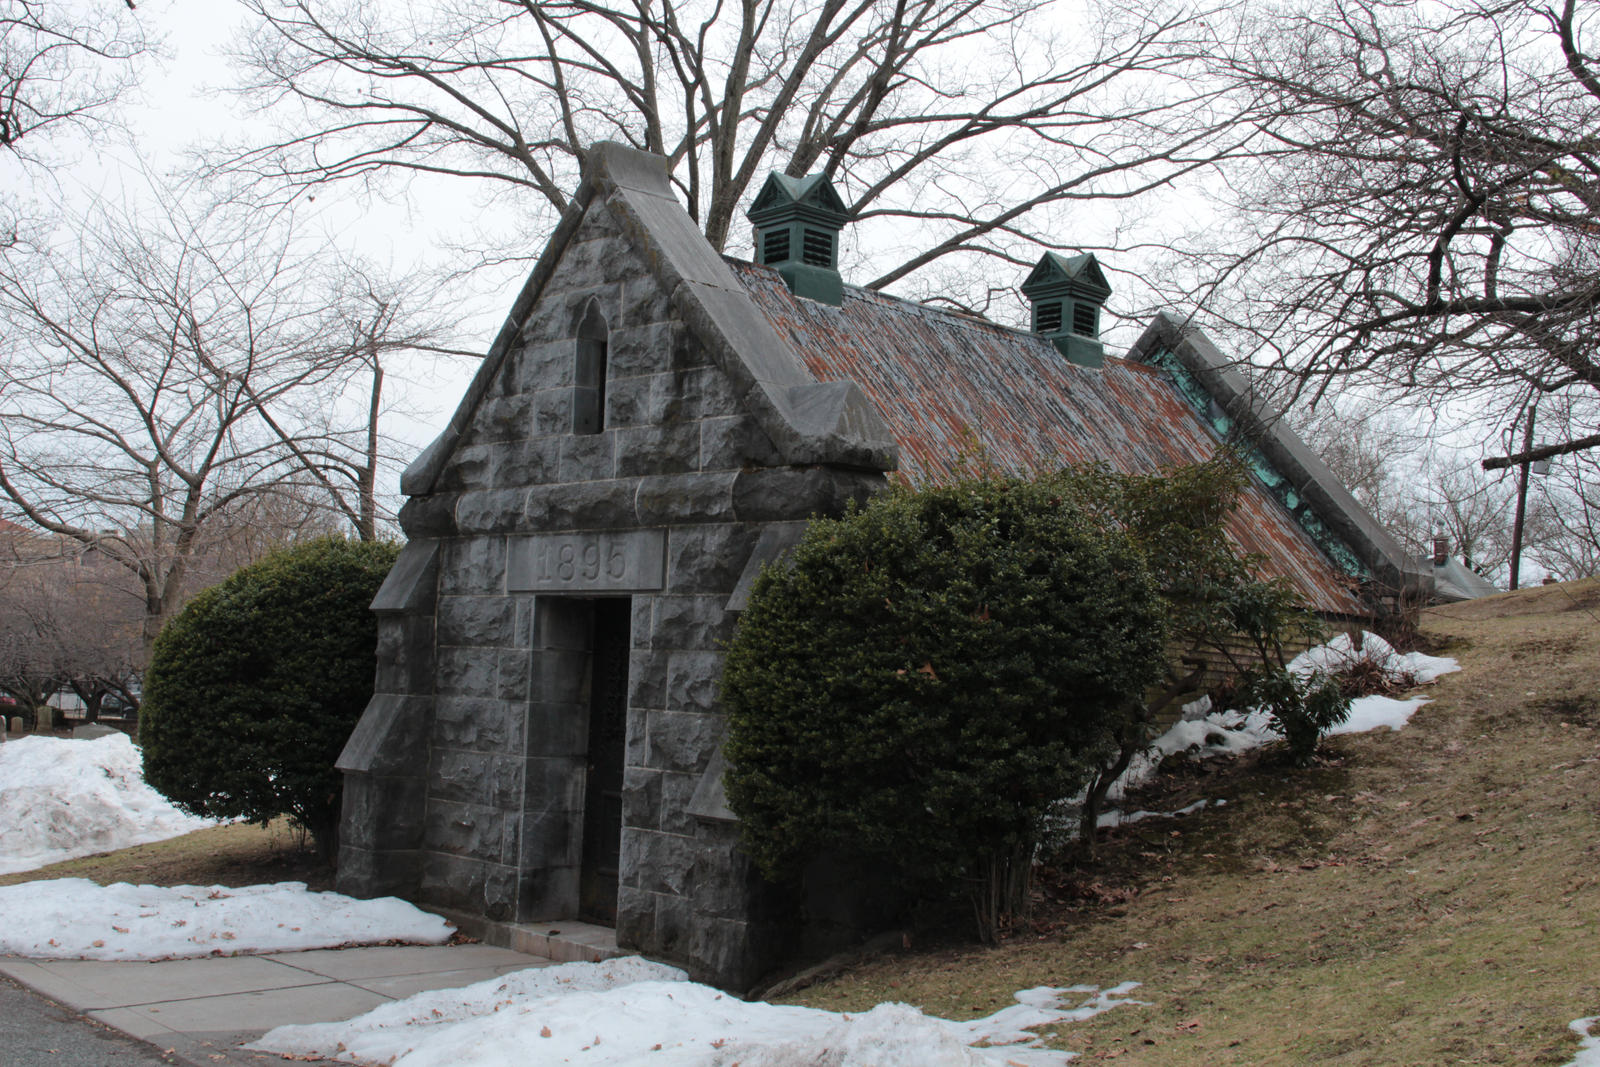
[335,142,1428,990]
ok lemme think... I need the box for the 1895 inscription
[507,530,666,592]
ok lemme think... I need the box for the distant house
[336,143,1430,990]
[1425,535,1502,601]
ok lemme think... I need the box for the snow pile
[0,734,216,875]
[252,957,1143,1066]
[1564,1018,1600,1067]
[1328,694,1429,735]
[0,879,453,959]
[1286,630,1459,685]
[1292,631,1459,738]
[1093,632,1459,818]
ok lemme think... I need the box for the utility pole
[1509,402,1536,590]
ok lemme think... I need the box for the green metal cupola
[746,172,852,306]
[1021,251,1112,368]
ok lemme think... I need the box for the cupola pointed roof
[1022,251,1112,300]
[747,171,851,225]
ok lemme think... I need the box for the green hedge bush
[140,536,399,860]
[722,477,1168,937]
[1243,666,1352,766]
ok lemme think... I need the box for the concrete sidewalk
[0,942,557,1066]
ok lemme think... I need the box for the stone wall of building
[340,189,882,989]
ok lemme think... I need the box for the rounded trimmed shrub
[722,477,1168,935]
[140,536,400,859]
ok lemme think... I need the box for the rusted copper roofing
[730,260,1365,616]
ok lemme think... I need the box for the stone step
[503,921,623,964]
[429,907,624,966]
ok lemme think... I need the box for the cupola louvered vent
[762,228,790,264]
[746,172,853,305]
[802,228,834,267]
[1021,251,1113,368]
[1073,302,1098,337]
[1036,301,1063,334]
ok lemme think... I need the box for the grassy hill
[789,578,1600,1065]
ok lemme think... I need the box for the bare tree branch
[1167,0,1600,469]
[0,0,151,158]
[212,0,1242,305]
[0,179,467,648]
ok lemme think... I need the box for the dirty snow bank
[251,957,1144,1066]
[1287,630,1459,685]
[0,879,452,959]
[0,734,215,875]
[1094,631,1459,819]
[1562,1018,1600,1067]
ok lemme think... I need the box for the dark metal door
[579,598,629,925]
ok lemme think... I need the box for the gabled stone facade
[335,143,896,990]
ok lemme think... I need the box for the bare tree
[1285,394,1582,585]
[241,262,481,540]
[1171,0,1600,467]
[0,183,458,651]
[1526,449,1600,579]
[1287,399,1433,547]
[0,523,143,724]
[218,0,1243,307]
[1,0,151,158]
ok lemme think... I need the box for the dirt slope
[793,578,1600,1065]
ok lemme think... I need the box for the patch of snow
[1090,632,1458,825]
[1563,1018,1600,1067]
[1090,707,1276,814]
[251,958,1145,1066]
[1288,631,1459,685]
[0,734,216,875]
[1327,694,1430,735]
[0,879,452,959]
[1097,798,1223,829]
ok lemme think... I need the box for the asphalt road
[0,972,183,1067]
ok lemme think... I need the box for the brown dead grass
[787,578,1600,1065]
[0,819,334,892]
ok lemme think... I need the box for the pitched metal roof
[731,260,1368,616]
[1427,556,1501,601]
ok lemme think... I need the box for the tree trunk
[970,843,1031,943]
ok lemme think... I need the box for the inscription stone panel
[508,530,666,592]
